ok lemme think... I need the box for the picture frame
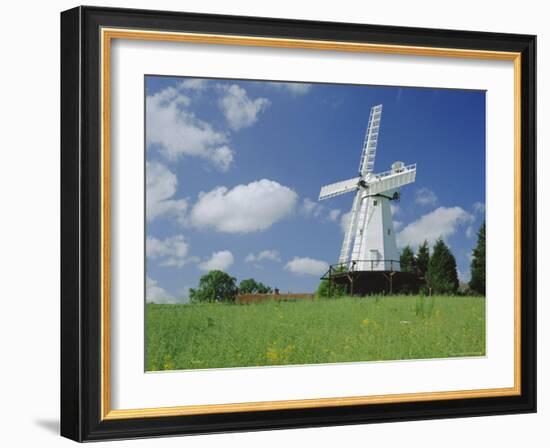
[60,5,536,442]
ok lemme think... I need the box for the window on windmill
[373,200,378,206]
[387,228,391,235]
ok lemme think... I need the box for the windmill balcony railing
[322,259,417,279]
[370,163,416,180]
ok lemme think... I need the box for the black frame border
[61,6,536,442]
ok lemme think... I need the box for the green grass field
[146,295,485,371]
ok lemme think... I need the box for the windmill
[318,104,416,273]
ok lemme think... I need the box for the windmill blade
[319,176,360,201]
[350,196,370,264]
[358,104,383,176]
[366,163,416,196]
[339,190,362,265]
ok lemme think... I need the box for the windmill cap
[392,161,405,172]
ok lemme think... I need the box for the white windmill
[318,104,416,272]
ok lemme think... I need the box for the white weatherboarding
[319,104,417,272]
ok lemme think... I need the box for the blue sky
[145,76,485,303]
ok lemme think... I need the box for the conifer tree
[427,238,459,294]
[416,239,430,281]
[469,221,486,295]
[400,246,416,273]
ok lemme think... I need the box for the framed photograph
[60,6,536,441]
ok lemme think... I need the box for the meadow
[146,295,485,371]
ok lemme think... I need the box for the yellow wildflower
[266,348,279,362]
[163,355,175,370]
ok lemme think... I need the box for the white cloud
[302,198,341,222]
[397,206,474,248]
[415,187,438,206]
[393,220,404,230]
[466,225,475,238]
[179,79,209,90]
[457,268,470,283]
[146,85,233,170]
[218,84,270,130]
[146,235,191,268]
[146,276,175,304]
[146,161,188,224]
[268,82,313,95]
[302,198,324,218]
[285,257,329,276]
[328,209,341,222]
[245,250,281,263]
[191,179,298,233]
[390,204,400,215]
[176,286,192,304]
[198,250,234,271]
[210,145,234,171]
[473,201,486,215]
[340,211,352,234]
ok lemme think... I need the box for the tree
[469,221,486,295]
[427,238,459,294]
[400,246,416,273]
[239,278,272,294]
[416,240,430,281]
[189,270,238,303]
[316,265,347,298]
[316,279,347,298]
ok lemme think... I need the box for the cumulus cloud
[210,146,234,171]
[245,250,281,263]
[285,257,329,276]
[457,268,471,283]
[179,78,209,90]
[198,250,234,271]
[267,82,313,95]
[415,187,438,206]
[328,209,341,222]
[466,225,475,238]
[146,276,175,304]
[146,85,233,170]
[397,206,474,248]
[302,198,340,222]
[191,179,298,233]
[176,286,192,304]
[146,235,191,268]
[218,84,270,130]
[302,198,324,218]
[390,204,400,215]
[473,202,486,215]
[146,161,188,224]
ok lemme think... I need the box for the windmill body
[319,104,416,272]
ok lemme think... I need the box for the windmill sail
[319,176,360,201]
[350,196,371,264]
[338,190,362,264]
[358,104,383,176]
[366,164,416,196]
